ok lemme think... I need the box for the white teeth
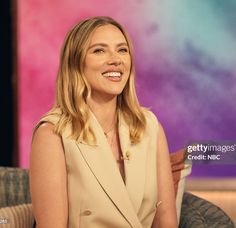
[102,72,121,77]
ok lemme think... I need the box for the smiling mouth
[102,71,122,78]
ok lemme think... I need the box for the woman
[30,16,177,228]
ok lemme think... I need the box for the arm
[152,123,178,228]
[30,123,68,228]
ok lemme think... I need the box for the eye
[93,48,105,54]
[118,47,129,53]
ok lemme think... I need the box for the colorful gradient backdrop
[18,0,236,176]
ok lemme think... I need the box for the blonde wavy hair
[52,16,146,144]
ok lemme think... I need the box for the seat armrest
[179,192,235,228]
[0,167,31,207]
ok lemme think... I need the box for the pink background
[18,0,148,168]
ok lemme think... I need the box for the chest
[62,130,158,227]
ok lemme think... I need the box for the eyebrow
[88,42,128,50]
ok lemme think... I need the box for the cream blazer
[38,109,159,228]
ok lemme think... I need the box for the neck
[87,95,118,133]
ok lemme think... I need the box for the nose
[107,53,122,66]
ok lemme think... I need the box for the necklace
[104,127,114,137]
[105,125,125,181]
[103,112,118,137]
[104,126,121,161]
[107,128,116,149]
[102,113,123,165]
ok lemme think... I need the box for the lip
[101,68,123,75]
[105,76,122,82]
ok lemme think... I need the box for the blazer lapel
[76,111,143,228]
[118,113,147,214]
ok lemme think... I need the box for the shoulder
[32,107,63,141]
[31,122,65,166]
[142,109,160,128]
[38,107,62,126]
[33,107,62,133]
[140,109,163,140]
[34,122,55,136]
[142,109,167,139]
[32,122,61,146]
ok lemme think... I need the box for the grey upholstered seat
[0,166,235,228]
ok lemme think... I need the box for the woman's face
[83,24,131,101]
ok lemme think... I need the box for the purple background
[18,0,236,177]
